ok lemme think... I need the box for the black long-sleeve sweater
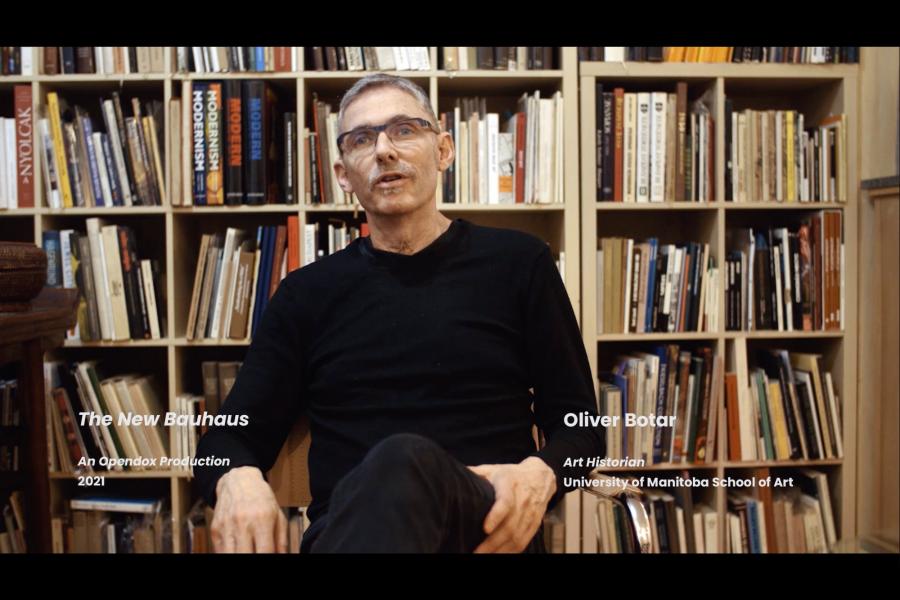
[194,217,604,523]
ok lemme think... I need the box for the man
[194,73,604,553]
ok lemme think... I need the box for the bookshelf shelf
[1,47,862,554]
[62,339,171,348]
[439,203,566,212]
[36,74,167,83]
[42,207,168,216]
[580,59,858,554]
[171,338,251,347]
[722,459,843,469]
[597,333,720,342]
[172,205,300,214]
[596,202,722,211]
[725,331,845,340]
[724,202,847,210]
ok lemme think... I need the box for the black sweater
[194,217,604,523]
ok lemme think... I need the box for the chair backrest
[268,415,312,507]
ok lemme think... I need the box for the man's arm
[193,279,305,551]
[467,243,605,553]
[524,244,606,509]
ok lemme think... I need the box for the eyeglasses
[337,117,439,157]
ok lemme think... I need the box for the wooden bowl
[0,241,48,312]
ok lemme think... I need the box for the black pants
[300,433,546,553]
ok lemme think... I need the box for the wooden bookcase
[577,61,858,553]
[0,46,581,553]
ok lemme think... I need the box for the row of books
[0,86,34,208]
[40,91,166,208]
[441,47,558,71]
[45,360,168,474]
[596,83,714,202]
[597,239,719,334]
[185,500,307,553]
[305,94,353,205]
[582,490,717,553]
[578,47,859,64]
[0,492,26,554]
[582,468,835,553]
[726,470,836,553]
[725,106,847,203]
[1,47,31,75]
[439,92,563,205]
[727,343,842,463]
[0,379,20,473]
[177,80,296,206]
[41,47,166,75]
[725,215,844,332]
[186,222,299,341]
[306,47,431,72]
[302,219,366,266]
[177,47,296,73]
[53,497,169,553]
[599,346,722,464]
[42,220,165,342]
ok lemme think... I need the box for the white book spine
[21,47,33,75]
[650,92,667,202]
[100,224,130,340]
[102,100,133,206]
[636,93,651,202]
[623,93,637,202]
[487,113,499,205]
[86,218,113,340]
[140,260,161,339]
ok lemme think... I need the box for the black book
[595,83,604,197]
[601,92,614,200]
[224,80,243,205]
[115,226,147,339]
[283,112,296,204]
[242,80,266,204]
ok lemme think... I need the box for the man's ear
[436,131,455,173]
[334,157,354,193]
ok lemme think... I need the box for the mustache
[369,165,415,186]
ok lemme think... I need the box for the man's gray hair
[338,73,437,133]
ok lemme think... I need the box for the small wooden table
[0,287,77,553]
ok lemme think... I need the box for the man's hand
[211,466,288,553]
[468,456,557,553]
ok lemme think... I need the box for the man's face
[334,86,454,217]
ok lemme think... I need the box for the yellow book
[698,47,714,62]
[666,46,685,62]
[47,92,74,208]
[767,380,792,460]
[786,110,796,202]
[686,47,700,62]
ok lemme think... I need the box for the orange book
[287,215,300,273]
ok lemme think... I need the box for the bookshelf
[0,46,581,553]
[578,61,858,552]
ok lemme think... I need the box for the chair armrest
[580,471,652,553]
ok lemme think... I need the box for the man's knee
[363,433,446,476]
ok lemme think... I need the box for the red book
[514,112,526,203]
[287,215,299,273]
[14,85,34,207]
[274,47,293,72]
